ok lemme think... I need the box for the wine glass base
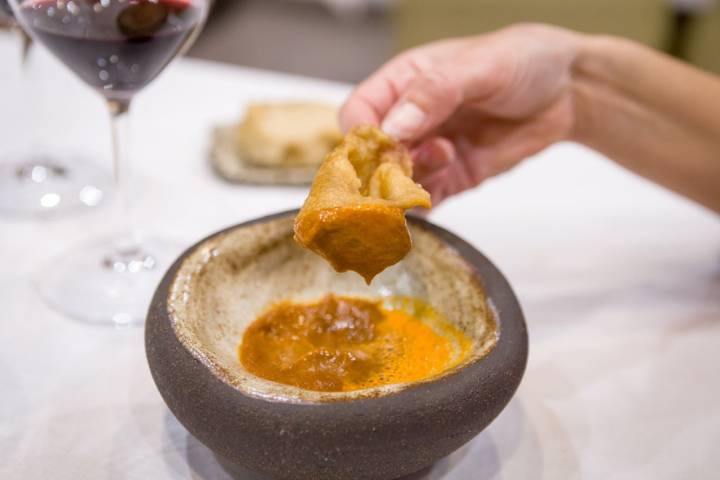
[0,153,110,216]
[36,237,184,327]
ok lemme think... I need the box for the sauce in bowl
[240,294,471,392]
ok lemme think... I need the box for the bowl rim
[147,209,528,412]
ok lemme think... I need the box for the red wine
[19,0,202,102]
[0,0,15,21]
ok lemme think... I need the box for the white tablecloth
[1,32,719,480]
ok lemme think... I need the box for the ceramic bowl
[146,210,527,480]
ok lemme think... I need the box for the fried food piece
[236,102,342,167]
[294,125,431,283]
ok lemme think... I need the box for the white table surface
[1,32,719,480]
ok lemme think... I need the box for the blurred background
[189,0,720,83]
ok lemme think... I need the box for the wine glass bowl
[9,0,210,325]
[17,0,205,107]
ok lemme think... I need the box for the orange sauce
[239,295,471,392]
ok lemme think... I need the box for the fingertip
[412,137,456,182]
[412,137,454,168]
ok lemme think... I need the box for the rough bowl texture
[146,210,528,480]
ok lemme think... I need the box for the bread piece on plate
[236,103,342,167]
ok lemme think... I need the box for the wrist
[568,34,632,146]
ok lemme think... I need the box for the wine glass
[0,0,109,216]
[8,0,210,325]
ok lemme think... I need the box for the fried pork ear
[294,125,431,283]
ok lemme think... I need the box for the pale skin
[340,24,720,213]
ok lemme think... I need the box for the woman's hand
[340,24,583,203]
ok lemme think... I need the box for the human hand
[340,24,583,204]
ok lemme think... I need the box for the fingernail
[381,102,426,140]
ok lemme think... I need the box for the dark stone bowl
[146,210,527,480]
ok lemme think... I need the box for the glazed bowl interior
[168,214,497,403]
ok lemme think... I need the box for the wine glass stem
[16,28,31,66]
[108,99,141,254]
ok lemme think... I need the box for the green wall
[395,0,720,74]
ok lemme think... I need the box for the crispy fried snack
[294,125,431,283]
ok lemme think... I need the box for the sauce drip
[240,295,471,392]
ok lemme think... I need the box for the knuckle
[417,69,462,105]
[503,22,546,36]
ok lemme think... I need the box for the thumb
[381,68,463,142]
[380,55,502,143]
